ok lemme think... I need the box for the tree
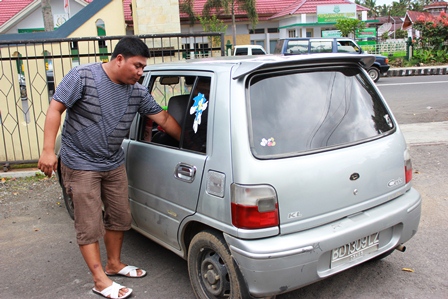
[364,0,379,17]
[41,0,54,31]
[198,15,228,46]
[413,12,448,63]
[389,0,409,17]
[180,0,196,28]
[202,0,258,47]
[413,12,448,51]
[335,18,366,37]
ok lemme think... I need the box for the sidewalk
[387,64,448,77]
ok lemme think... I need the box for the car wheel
[61,183,75,220]
[188,230,248,299]
[368,67,380,82]
[57,158,74,220]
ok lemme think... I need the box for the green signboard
[322,30,343,38]
[356,28,376,39]
[317,4,357,23]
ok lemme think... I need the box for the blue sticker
[190,92,208,133]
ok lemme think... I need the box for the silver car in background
[62,54,422,298]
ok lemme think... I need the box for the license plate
[331,232,379,268]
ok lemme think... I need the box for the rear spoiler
[232,54,376,79]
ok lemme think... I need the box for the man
[38,36,181,299]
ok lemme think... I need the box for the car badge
[350,173,360,181]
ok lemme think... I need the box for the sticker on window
[260,137,276,147]
[190,92,208,133]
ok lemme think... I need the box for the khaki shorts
[60,162,131,245]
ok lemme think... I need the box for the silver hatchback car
[61,54,422,298]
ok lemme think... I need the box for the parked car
[58,54,421,299]
[274,37,390,82]
[233,44,267,56]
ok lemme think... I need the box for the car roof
[234,45,265,49]
[144,53,375,79]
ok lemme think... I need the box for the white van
[233,44,267,56]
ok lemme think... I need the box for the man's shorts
[60,162,132,245]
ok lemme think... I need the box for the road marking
[377,81,448,87]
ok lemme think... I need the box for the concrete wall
[132,0,180,34]
[69,0,126,38]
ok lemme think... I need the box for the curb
[0,169,44,179]
[387,66,448,77]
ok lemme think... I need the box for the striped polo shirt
[54,63,162,171]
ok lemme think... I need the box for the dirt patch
[0,175,63,219]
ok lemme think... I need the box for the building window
[249,28,265,34]
[267,28,279,33]
[288,30,296,37]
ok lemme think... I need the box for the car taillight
[404,149,412,184]
[385,58,389,64]
[231,184,279,229]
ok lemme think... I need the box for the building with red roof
[401,1,446,39]
[1,0,372,52]
[178,0,371,52]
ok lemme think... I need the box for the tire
[56,157,74,220]
[188,230,249,299]
[62,183,75,220]
[368,67,380,82]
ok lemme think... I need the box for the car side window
[182,77,210,153]
[286,40,308,54]
[337,41,360,53]
[310,41,332,53]
[138,75,210,154]
[252,48,266,55]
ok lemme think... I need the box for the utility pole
[41,0,54,31]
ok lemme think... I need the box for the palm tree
[41,0,54,31]
[203,0,258,47]
[364,0,378,17]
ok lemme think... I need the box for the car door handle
[174,162,196,183]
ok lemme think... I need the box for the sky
[373,0,395,6]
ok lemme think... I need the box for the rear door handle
[174,162,196,183]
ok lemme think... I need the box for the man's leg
[80,242,130,297]
[102,165,145,277]
[61,162,130,296]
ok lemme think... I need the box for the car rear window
[235,48,248,55]
[248,67,394,158]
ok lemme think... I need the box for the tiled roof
[0,0,34,27]
[179,0,368,20]
[406,10,435,23]
[402,10,436,30]
[123,0,132,22]
[0,0,112,41]
[0,0,132,28]
[269,0,369,18]
[424,0,448,9]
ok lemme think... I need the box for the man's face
[116,54,147,85]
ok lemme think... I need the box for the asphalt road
[0,75,447,299]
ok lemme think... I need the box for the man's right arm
[38,100,67,177]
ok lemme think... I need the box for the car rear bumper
[224,187,421,297]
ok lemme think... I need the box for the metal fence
[362,41,407,55]
[0,33,225,168]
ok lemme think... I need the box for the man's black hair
[111,36,150,59]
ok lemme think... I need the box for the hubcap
[199,249,231,297]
